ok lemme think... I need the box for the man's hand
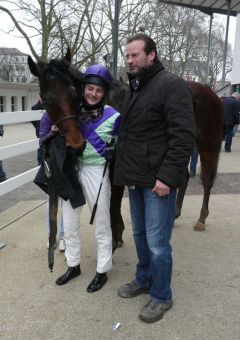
[152,179,170,197]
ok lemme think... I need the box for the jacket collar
[127,61,164,92]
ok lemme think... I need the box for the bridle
[54,114,79,128]
[41,61,82,129]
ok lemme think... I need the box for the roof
[160,0,240,16]
[0,48,28,56]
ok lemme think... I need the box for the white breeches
[61,165,112,273]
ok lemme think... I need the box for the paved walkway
[0,124,240,339]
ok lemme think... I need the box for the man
[222,92,240,152]
[114,34,196,323]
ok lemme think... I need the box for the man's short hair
[231,92,240,100]
[127,34,159,63]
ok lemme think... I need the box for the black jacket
[114,62,196,188]
[34,133,86,208]
[223,96,240,126]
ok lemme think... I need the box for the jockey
[56,64,121,293]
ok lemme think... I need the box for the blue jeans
[128,186,176,303]
[190,147,199,173]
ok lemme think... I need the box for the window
[11,96,17,111]
[0,96,6,112]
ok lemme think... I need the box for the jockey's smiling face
[84,83,105,106]
[126,39,155,75]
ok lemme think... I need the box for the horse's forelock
[40,59,73,89]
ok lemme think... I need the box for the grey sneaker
[118,280,148,298]
[139,298,173,323]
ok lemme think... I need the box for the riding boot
[87,272,108,293]
[55,265,81,285]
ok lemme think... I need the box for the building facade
[0,80,39,112]
[0,47,40,112]
[0,47,33,83]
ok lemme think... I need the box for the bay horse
[175,81,223,230]
[28,49,86,270]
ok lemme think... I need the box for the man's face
[126,40,155,75]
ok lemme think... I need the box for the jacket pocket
[124,144,149,178]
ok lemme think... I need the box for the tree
[0,0,233,87]
[0,0,62,61]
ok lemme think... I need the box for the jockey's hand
[152,179,170,197]
[51,125,59,132]
[104,145,115,162]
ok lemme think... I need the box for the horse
[175,81,223,230]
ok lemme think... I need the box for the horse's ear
[28,56,40,77]
[64,47,71,63]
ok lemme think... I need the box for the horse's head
[28,49,85,150]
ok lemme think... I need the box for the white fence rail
[0,110,43,197]
[1,140,39,160]
[0,111,42,124]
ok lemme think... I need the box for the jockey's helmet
[83,64,113,91]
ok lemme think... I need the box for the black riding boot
[55,265,81,285]
[87,272,108,293]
